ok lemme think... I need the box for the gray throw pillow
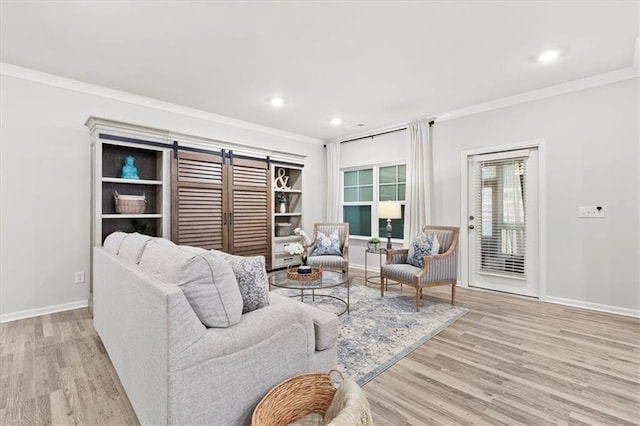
[211,250,270,314]
[139,242,243,327]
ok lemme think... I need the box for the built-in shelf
[102,177,162,185]
[102,214,163,219]
[271,165,303,270]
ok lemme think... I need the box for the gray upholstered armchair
[380,225,459,311]
[306,223,349,274]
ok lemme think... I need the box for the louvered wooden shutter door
[172,151,225,250]
[228,157,271,268]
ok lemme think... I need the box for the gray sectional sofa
[93,232,338,425]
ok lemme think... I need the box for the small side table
[365,248,401,290]
[364,248,387,288]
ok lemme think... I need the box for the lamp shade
[378,201,402,219]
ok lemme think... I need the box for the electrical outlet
[74,271,86,284]
[578,206,605,218]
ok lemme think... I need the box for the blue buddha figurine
[121,155,140,179]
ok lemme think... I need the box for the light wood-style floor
[1,275,639,425]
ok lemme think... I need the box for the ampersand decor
[274,168,291,190]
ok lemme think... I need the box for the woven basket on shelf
[252,370,343,425]
[114,191,146,214]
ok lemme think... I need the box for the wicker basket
[252,370,343,425]
[114,191,146,214]
[287,264,322,281]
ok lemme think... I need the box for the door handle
[468,225,475,230]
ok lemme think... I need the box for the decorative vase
[279,203,287,213]
[367,242,380,251]
[298,250,311,274]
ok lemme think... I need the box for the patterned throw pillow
[407,232,439,268]
[310,230,342,256]
[210,250,270,314]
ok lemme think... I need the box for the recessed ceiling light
[270,96,285,107]
[331,117,342,126]
[538,49,560,63]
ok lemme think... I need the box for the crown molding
[326,66,638,143]
[0,62,324,146]
[435,67,638,122]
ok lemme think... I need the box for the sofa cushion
[118,233,154,264]
[211,250,270,314]
[139,242,243,328]
[103,231,128,254]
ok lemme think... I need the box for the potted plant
[367,237,381,251]
[276,192,288,213]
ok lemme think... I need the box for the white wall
[434,78,639,312]
[0,72,325,320]
[338,78,639,314]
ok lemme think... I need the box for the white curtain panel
[404,119,434,247]
[325,141,341,222]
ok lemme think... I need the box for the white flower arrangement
[294,227,312,247]
[285,242,304,255]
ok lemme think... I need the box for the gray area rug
[275,280,467,385]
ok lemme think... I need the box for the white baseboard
[349,263,368,272]
[0,300,89,324]
[545,296,639,318]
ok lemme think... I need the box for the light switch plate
[578,206,605,218]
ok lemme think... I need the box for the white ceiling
[1,1,638,141]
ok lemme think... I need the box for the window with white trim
[342,164,406,238]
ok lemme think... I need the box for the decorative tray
[287,265,323,281]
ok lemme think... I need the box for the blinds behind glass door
[475,157,527,278]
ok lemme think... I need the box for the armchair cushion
[407,232,439,268]
[310,230,342,256]
[306,255,347,270]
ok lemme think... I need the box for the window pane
[344,187,358,202]
[344,206,371,237]
[398,165,406,182]
[378,204,405,239]
[379,184,396,201]
[379,166,396,184]
[359,169,373,185]
[398,184,406,200]
[482,165,496,179]
[344,171,358,186]
[481,186,492,237]
[359,186,373,201]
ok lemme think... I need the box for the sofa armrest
[169,301,316,372]
[270,292,338,350]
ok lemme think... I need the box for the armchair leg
[451,284,456,305]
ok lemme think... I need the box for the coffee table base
[290,289,350,316]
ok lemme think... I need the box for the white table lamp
[378,201,402,249]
